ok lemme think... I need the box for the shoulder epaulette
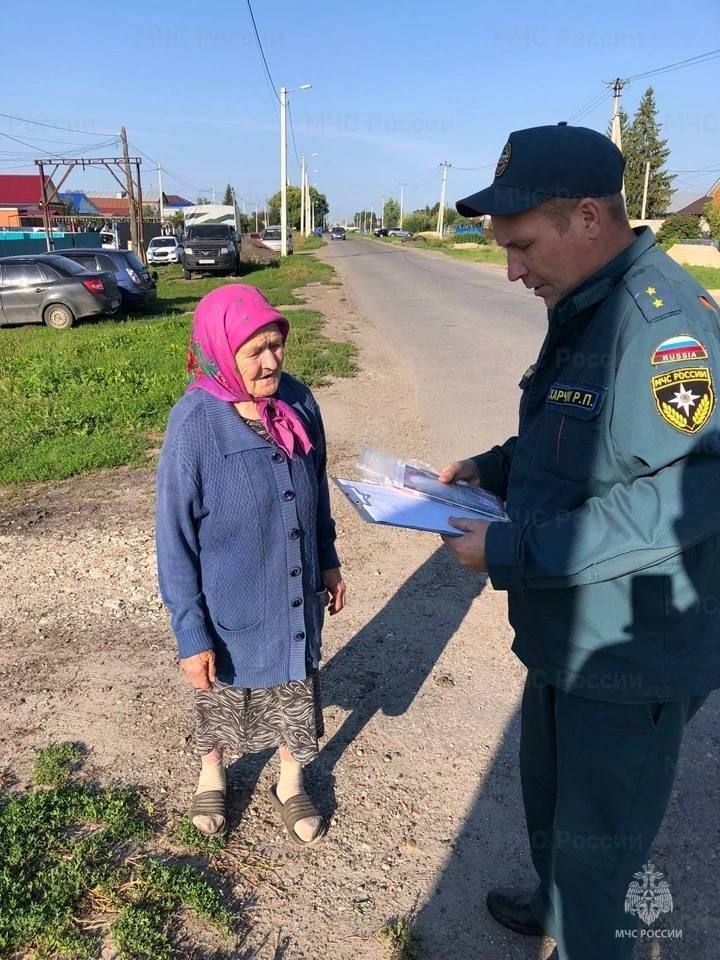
[624,265,682,323]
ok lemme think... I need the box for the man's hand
[441,517,491,571]
[438,459,481,487]
[322,567,347,615]
[180,649,217,690]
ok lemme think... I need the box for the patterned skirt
[193,672,324,764]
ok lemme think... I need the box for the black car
[373,227,389,237]
[0,254,120,330]
[53,248,157,310]
[330,226,346,240]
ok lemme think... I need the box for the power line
[245,0,280,104]
[287,102,301,166]
[0,112,115,138]
[129,142,212,196]
[626,48,720,83]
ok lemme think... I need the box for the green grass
[294,233,327,253]
[681,264,720,289]
[363,232,507,266]
[0,256,357,485]
[0,743,239,959]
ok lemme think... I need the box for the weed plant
[0,743,238,958]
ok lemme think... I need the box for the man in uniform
[440,123,720,959]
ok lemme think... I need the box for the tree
[702,199,720,241]
[383,198,401,228]
[622,87,674,219]
[268,185,329,230]
[655,213,701,248]
[222,184,234,206]
[196,195,210,204]
[170,210,185,231]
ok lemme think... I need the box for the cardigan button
[289,528,300,540]
[272,451,285,463]
[294,631,305,642]
[292,597,303,608]
[290,567,301,577]
[283,489,295,501]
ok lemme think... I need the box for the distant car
[0,253,120,330]
[330,227,346,240]
[147,235,183,264]
[261,227,293,254]
[388,228,412,239]
[373,227,389,237]
[52,248,158,310]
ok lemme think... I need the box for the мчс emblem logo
[651,366,715,434]
[624,862,674,925]
[495,142,511,178]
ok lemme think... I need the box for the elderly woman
[156,284,346,845]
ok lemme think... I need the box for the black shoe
[486,888,544,937]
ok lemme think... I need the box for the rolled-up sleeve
[155,439,215,658]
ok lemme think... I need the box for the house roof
[89,196,131,217]
[60,191,101,215]
[675,195,713,216]
[665,190,704,215]
[0,173,55,206]
[164,194,192,207]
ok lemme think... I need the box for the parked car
[182,223,239,278]
[261,226,293,254]
[373,227,389,237]
[330,226,346,240]
[52,248,158,310]
[0,254,120,330]
[388,228,412,239]
[147,235,183,264]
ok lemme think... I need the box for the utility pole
[254,202,259,232]
[609,78,626,198]
[640,160,651,220]
[300,156,306,236]
[380,196,385,229]
[437,162,450,238]
[211,185,216,204]
[370,205,374,233]
[399,182,405,229]
[119,126,138,254]
[158,164,164,228]
[280,85,288,256]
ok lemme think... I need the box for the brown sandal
[268,784,326,847]
[189,789,228,837]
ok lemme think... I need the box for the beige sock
[193,759,226,835]
[276,754,322,843]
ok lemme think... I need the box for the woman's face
[234,322,285,398]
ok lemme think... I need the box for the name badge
[545,382,605,419]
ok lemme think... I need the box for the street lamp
[280,83,312,256]
[300,152,318,237]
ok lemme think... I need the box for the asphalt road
[322,236,548,466]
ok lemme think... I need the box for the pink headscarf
[186,285,313,458]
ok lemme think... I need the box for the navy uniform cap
[456,123,625,217]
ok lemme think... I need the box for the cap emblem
[495,142,511,178]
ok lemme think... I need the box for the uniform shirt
[476,227,720,702]
[156,374,339,689]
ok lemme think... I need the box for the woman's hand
[322,568,347,615]
[180,649,217,690]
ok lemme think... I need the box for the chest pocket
[540,381,609,483]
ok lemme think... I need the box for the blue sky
[1,0,719,219]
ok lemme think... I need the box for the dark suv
[182,224,239,279]
[53,248,158,310]
[0,254,120,329]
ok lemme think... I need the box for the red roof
[89,196,130,217]
[0,173,54,206]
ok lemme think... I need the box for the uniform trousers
[521,670,706,960]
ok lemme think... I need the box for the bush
[656,213,701,248]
